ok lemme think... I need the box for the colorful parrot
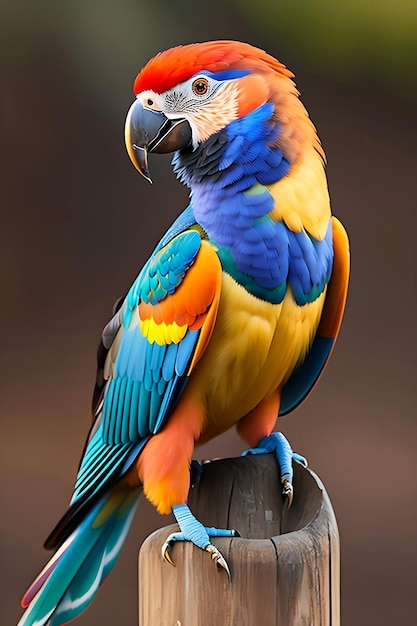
[18,40,349,625]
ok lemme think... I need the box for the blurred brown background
[2,1,416,624]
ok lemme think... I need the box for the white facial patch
[136,90,165,112]
[177,81,239,147]
[137,77,240,149]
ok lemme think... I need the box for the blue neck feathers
[172,103,333,305]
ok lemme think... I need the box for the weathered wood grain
[139,454,340,625]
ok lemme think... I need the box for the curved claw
[282,478,293,509]
[243,432,306,509]
[292,452,308,468]
[163,506,238,578]
[162,542,175,566]
[162,532,232,579]
[206,544,231,579]
[161,532,183,566]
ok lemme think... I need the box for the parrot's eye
[147,98,154,106]
[192,78,209,96]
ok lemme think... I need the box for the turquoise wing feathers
[101,228,204,445]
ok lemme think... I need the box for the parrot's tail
[18,484,141,626]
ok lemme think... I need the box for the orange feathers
[317,217,350,340]
[138,240,220,335]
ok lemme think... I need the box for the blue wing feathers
[149,388,163,432]
[133,332,147,381]
[151,341,166,380]
[116,377,128,441]
[144,350,154,391]
[102,324,199,443]
[106,379,120,443]
[121,378,134,441]
[116,327,141,379]
[279,335,334,416]
[288,223,333,305]
[73,437,132,503]
[138,386,151,434]
[99,227,204,445]
[128,382,140,440]
[140,230,201,305]
[176,329,198,375]
[161,341,179,381]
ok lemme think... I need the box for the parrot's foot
[162,504,238,578]
[242,432,307,509]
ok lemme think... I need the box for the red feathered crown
[133,40,293,95]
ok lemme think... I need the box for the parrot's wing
[91,206,199,423]
[279,217,350,415]
[45,227,221,550]
[100,228,221,443]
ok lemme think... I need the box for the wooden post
[139,454,340,625]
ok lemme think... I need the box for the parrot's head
[125,40,321,183]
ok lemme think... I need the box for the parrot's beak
[125,100,192,183]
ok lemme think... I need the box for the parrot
[18,40,349,625]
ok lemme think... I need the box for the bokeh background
[2,1,416,624]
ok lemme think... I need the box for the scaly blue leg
[162,504,238,578]
[242,432,307,508]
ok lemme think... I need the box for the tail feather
[18,486,141,626]
[21,535,76,609]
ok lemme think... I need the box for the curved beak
[125,100,192,183]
